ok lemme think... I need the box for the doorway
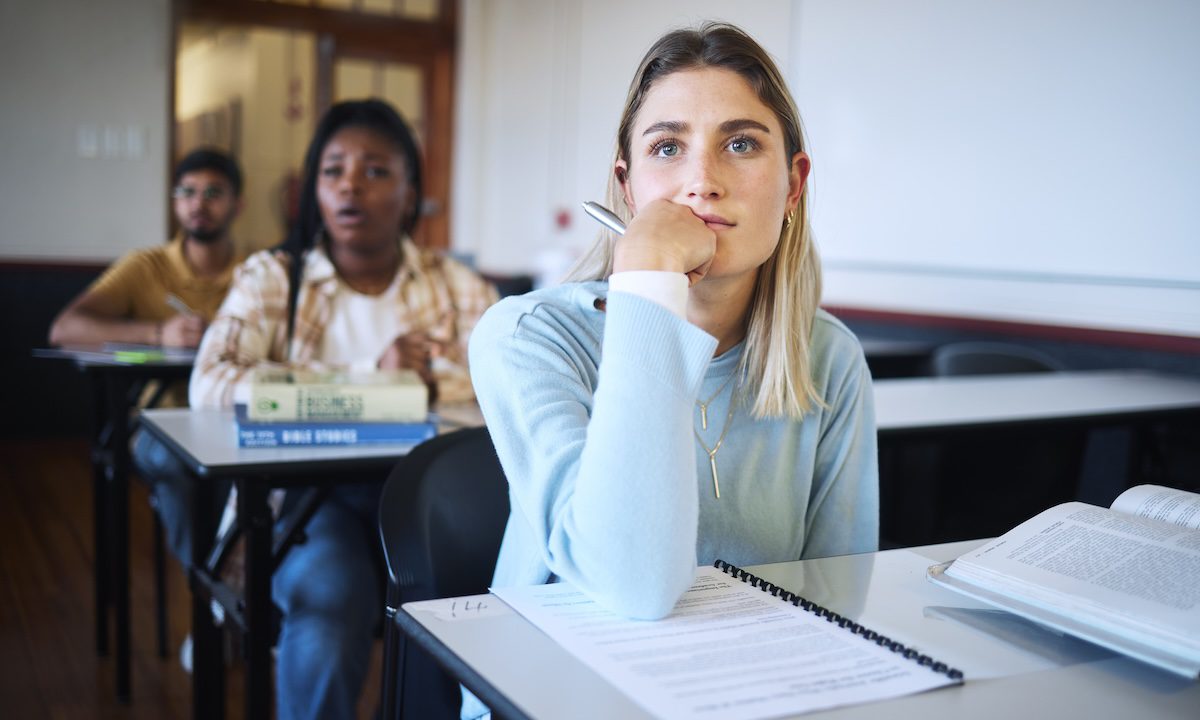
[173,0,457,253]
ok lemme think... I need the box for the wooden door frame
[322,39,455,250]
[173,0,457,250]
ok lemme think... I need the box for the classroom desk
[138,406,472,720]
[398,540,1200,720]
[33,346,194,702]
[872,369,1200,545]
[872,369,1200,436]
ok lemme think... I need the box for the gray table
[873,369,1200,435]
[399,540,1200,719]
[872,369,1200,545]
[139,407,430,720]
[873,372,1200,432]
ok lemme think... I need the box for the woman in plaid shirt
[189,99,496,720]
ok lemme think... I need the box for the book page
[1111,484,1200,530]
[946,502,1200,659]
[493,566,957,720]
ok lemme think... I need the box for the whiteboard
[791,0,1200,337]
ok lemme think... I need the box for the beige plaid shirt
[190,238,497,408]
[190,239,498,565]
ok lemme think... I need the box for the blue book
[234,404,437,448]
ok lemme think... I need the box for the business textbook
[234,404,436,448]
[246,368,428,422]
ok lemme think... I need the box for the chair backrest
[377,426,509,719]
[930,341,1063,377]
[379,425,509,601]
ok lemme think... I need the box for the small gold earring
[783,209,795,228]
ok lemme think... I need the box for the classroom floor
[0,437,382,719]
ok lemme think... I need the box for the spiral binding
[713,559,964,681]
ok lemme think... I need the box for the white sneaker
[179,633,194,674]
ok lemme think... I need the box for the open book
[928,484,1200,679]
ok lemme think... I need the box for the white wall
[0,0,170,262]
[795,0,1200,337]
[453,0,1200,338]
[451,0,795,282]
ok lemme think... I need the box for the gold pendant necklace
[695,370,739,499]
[694,400,736,499]
[695,370,737,431]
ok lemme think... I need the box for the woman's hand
[377,331,442,405]
[613,199,716,286]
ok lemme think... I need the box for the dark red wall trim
[823,304,1200,355]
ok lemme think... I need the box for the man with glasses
[50,148,245,348]
[49,150,245,670]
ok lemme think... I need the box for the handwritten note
[426,594,509,622]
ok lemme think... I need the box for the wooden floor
[0,437,382,719]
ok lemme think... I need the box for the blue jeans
[132,429,231,568]
[273,481,382,720]
[136,431,382,719]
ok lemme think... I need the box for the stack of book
[234,368,436,447]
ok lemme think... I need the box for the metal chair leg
[381,598,404,719]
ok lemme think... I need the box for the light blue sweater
[468,280,878,620]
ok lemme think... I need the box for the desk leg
[239,480,274,720]
[153,511,168,658]
[89,370,111,657]
[191,473,224,720]
[105,374,133,703]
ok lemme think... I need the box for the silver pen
[581,201,626,236]
[165,293,196,316]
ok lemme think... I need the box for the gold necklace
[694,400,736,499]
[696,370,737,431]
[694,371,739,499]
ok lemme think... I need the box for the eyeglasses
[173,185,229,201]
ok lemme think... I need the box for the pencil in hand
[165,293,196,316]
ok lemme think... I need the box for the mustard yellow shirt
[87,235,243,323]
[87,235,243,407]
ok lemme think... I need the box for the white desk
[871,369,1200,546]
[139,407,442,720]
[873,369,1200,435]
[399,541,1200,719]
[140,407,423,477]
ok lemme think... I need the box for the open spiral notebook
[492,561,962,720]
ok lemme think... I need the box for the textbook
[492,562,961,720]
[246,368,428,422]
[234,404,436,448]
[928,484,1200,679]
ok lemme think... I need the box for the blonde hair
[567,22,824,419]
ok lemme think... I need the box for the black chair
[890,342,1086,545]
[377,426,510,720]
[929,341,1064,376]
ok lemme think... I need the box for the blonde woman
[469,22,877,623]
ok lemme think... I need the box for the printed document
[494,565,957,720]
